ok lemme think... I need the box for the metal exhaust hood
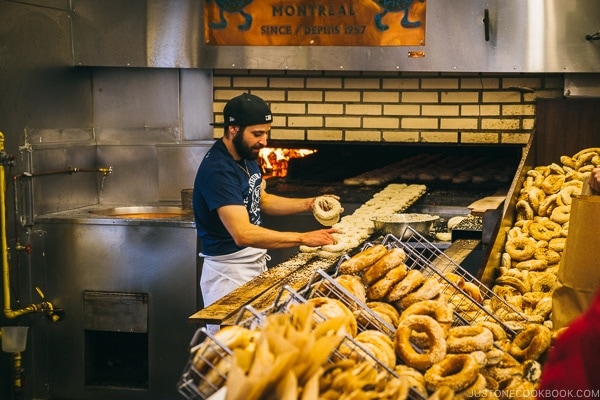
[70,0,600,73]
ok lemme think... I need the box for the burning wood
[258,147,316,178]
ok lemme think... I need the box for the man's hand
[589,168,600,193]
[299,228,338,247]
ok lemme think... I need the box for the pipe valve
[0,151,15,167]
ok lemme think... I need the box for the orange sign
[204,0,426,46]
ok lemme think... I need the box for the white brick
[421,131,459,143]
[345,130,381,141]
[307,129,343,141]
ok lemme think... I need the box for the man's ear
[227,125,239,137]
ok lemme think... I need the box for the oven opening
[84,330,149,388]
[258,147,317,179]
[82,290,149,389]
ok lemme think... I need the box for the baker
[192,93,338,328]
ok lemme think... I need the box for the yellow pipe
[0,131,61,321]
[13,352,23,392]
[0,131,12,316]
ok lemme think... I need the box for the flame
[258,147,316,178]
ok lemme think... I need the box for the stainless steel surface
[31,217,198,400]
[68,0,600,72]
[371,213,439,240]
[88,205,187,218]
[564,73,600,97]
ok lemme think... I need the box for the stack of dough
[302,183,427,259]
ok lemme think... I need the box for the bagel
[365,301,400,328]
[509,324,551,361]
[515,200,534,220]
[462,281,483,304]
[395,315,447,370]
[494,275,529,294]
[537,193,558,217]
[331,274,367,304]
[306,297,358,337]
[469,350,488,369]
[485,348,506,366]
[505,237,535,261]
[387,269,425,302]
[321,233,349,253]
[558,186,581,206]
[531,272,557,293]
[317,248,345,259]
[528,219,561,241]
[193,325,257,371]
[400,299,454,337]
[339,244,388,274]
[424,354,480,392]
[455,373,488,399]
[533,247,561,265]
[344,329,396,369]
[448,216,466,230]
[446,325,494,353]
[532,296,553,319]
[526,169,544,185]
[366,264,408,300]
[541,174,565,195]
[549,204,571,225]
[548,237,566,252]
[397,277,443,309]
[476,320,507,342]
[313,195,343,226]
[444,272,466,289]
[394,365,428,397]
[526,186,546,212]
[515,259,547,271]
[362,247,406,285]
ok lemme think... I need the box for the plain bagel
[313,195,344,226]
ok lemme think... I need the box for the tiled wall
[212,71,564,145]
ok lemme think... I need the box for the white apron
[200,246,269,308]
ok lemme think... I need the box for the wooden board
[467,196,506,216]
[188,252,317,324]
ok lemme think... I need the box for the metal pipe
[11,351,24,400]
[21,165,113,177]
[0,132,63,321]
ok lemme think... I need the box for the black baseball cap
[213,93,273,127]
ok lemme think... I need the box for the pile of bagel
[302,183,427,259]
[319,244,549,399]
[190,300,421,400]
[494,147,600,330]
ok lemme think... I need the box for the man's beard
[233,130,260,160]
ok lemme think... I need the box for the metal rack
[302,268,397,338]
[385,227,528,336]
[177,286,425,400]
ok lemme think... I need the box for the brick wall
[212,71,564,145]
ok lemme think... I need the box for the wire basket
[384,227,528,336]
[178,285,426,400]
[178,327,233,400]
[302,268,397,338]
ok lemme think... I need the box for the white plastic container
[1,326,28,353]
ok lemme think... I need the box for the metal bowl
[371,213,440,240]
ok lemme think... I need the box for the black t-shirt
[192,139,262,256]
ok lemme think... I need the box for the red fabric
[537,288,600,399]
